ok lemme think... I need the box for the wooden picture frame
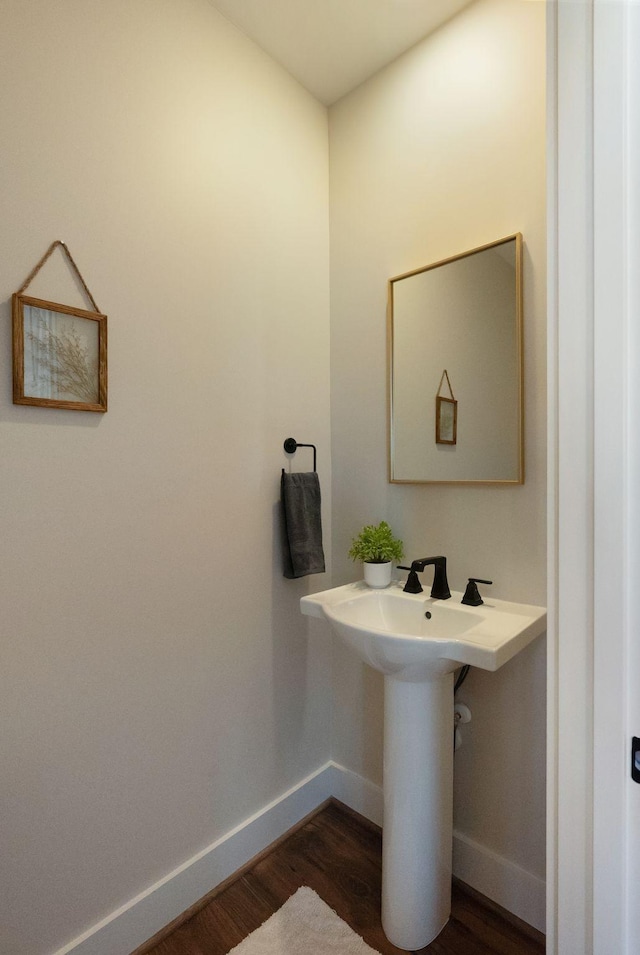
[436,395,457,445]
[12,294,107,412]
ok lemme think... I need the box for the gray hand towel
[281,471,326,578]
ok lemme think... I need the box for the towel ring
[283,437,317,472]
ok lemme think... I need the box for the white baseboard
[325,761,384,826]
[52,763,335,955]
[452,828,546,933]
[51,761,544,955]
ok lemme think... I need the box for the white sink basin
[301,580,546,682]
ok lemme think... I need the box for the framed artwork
[436,395,457,445]
[12,294,107,412]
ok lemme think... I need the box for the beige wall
[1,0,548,949]
[329,0,546,885]
[0,2,331,953]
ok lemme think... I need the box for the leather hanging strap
[436,369,455,400]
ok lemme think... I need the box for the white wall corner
[326,761,384,827]
[51,764,335,955]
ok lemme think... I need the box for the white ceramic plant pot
[364,561,392,589]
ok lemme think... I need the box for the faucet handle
[461,578,493,606]
[397,566,423,594]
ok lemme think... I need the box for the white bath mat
[227,886,381,955]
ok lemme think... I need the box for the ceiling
[207,0,475,105]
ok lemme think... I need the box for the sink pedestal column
[381,673,454,950]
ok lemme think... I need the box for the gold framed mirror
[388,233,523,485]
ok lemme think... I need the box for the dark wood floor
[134,799,545,955]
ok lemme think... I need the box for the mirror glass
[388,234,523,485]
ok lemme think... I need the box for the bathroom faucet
[397,556,451,599]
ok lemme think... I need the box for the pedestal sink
[301,580,546,950]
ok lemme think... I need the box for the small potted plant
[348,520,404,589]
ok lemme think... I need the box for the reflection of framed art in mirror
[436,395,457,445]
